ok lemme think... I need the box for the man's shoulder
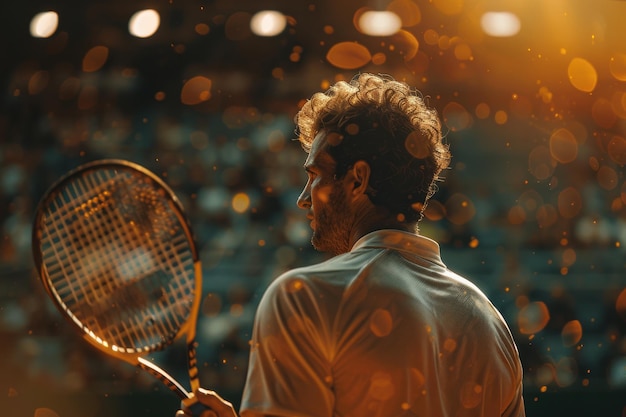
[263,252,363,300]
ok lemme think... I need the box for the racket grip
[187,341,201,392]
[137,356,191,400]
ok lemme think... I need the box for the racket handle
[137,356,191,399]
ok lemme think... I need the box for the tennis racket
[32,159,203,409]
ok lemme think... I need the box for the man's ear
[349,160,371,196]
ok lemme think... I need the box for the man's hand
[175,388,239,417]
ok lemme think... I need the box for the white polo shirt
[240,229,525,417]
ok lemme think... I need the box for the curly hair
[294,73,451,223]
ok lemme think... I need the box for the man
[178,73,525,416]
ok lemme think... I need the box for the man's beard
[311,183,353,256]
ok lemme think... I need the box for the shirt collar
[351,229,445,266]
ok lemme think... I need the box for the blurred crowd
[1,90,626,416]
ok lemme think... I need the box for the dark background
[1,0,626,416]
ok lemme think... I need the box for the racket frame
[32,159,203,400]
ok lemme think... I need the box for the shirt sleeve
[240,273,335,417]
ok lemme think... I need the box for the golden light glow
[480,12,521,37]
[128,9,160,38]
[250,10,287,37]
[358,11,402,37]
[30,11,58,38]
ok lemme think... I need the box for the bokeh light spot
[536,204,558,228]
[389,30,419,60]
[286,278,305,293]
[609,53,626,81]
[201,293,222,317]
[181,76,212,105]
[562,248,576,267]
[326,42,372,69]
[369,372,395,400]
[494,110,508,125]
[370,308,393,337]
[232,192,250,213]
[82,46,109,73]
[372,52,387,65]
[424,200,446,221]
[507,205,526,225]
[538,86,553,103]
[518,301,550,334]
[557,187,582,218]
[561,320,582,347]
[528,145,555,181]
[195,23,210,35]
[607,135,626,165]
[475,103,490,119]
[592,98,618,129]
[549,128,578,164]
[387,0,421,27]
[358,11,402,36]
[443,337,458,352]
[34,409,61,417]
[454,43,472,61]
[568,57,597,93]
[610,91,626,119]
[28,71,49,95]
[250,10,287,37]
[405,131,430,159]
[480,11,521,37]
[442,102,472,131]
[30,11,59,38]
[424,29,439,45]
[129,9,160,38]
[225,12,252,41]
[596,165,618,190]
[445,193,476,225]
[460,381,483,408]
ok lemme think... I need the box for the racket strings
[39,168,196,352]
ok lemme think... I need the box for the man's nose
[297,188,311,209]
